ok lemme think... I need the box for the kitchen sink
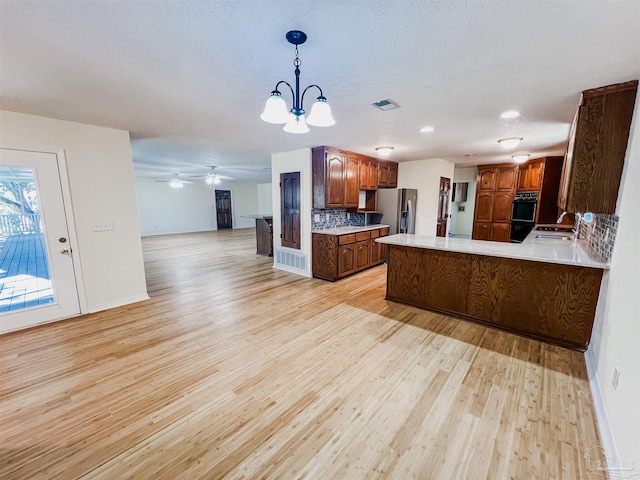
[534,234,572,240]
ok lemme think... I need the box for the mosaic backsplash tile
[311,208,365,230]
[578,213,618,263]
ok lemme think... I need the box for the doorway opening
[280,172,301,249]
[436,176,451,237]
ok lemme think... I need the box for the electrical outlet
[326,214,330,221]
[314,214,320,222]
[93,222,114,232]
[347,212,350,220]
[612,367,620,389]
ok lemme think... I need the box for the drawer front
[338,234,356,245]
[370,229,380,239]
[380,227,389,236]
[356,231,371,242]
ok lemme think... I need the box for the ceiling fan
[189,166,231,186]
[155,174,194,189]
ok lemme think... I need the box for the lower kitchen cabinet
[490,223,511,242]
[312,227,389,281]
[472,222,491,240]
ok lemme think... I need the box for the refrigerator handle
[407,200,413,234]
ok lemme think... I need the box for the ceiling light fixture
[511,154,530,164]
[169,178,184,189]
[420,126,435,133]
[498,137,523,149]
[260,30,335,134]
[500,110,520,119]
[375,146,394,157]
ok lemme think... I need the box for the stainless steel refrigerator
[377,188,418,235]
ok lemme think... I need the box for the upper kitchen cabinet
[358,156,378,190]
[477,167,498,191]
[377,161,398,188]
[558,80,638,214]
[312,147,359,208]
[517,159,545,192]
[496,166,518,191]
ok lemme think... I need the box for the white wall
[397,158,456,236]
[450,181,477,236]
[257,183,273,215]
[220,181,259,229]
[0,110,148,312]
[586,89,640,470]
[136,179,216,236]
[453,166,478,183]
[271,148,312,277]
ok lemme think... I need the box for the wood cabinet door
[472,222,491,240]
[517,166,529,191]
[497,166,518,191]
[370,239,382,265]
[490,223,511,242]
[388,163,398,188]
[478,167,497,191]
[326,154,346,207]
[338,244,356,277]
[358,159,370,190]
[492,192,513,222]
[378,163,389,187]
[528,162,545,190]
[344,156,360,207]
[474,192,494,222]
[355,240,370,270]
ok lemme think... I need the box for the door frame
[1,147,88,319]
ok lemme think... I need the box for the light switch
[94,222,114,232]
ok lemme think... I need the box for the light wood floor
[0,229,605,479]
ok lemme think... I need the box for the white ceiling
[1,1,639,183]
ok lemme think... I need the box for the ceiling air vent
[371,99,401,111]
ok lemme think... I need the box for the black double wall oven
[510,192,538,243]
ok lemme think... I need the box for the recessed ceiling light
[420,126,435,133]
[511,154,530,164]
[375,146,394,157]
[498,137,523,149]
[500,110,520,119]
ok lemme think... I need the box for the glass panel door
[0,167,54,312]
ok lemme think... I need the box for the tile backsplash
[311,208,365,230]
[578,213,618,263]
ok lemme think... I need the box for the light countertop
[376,232,609,269]
[312,224,390,235]
[240,215,273,219]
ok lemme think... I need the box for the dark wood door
[215,190,233,229]
[436,177,451,237]
[474,192,494,222]
[280,172,301,249]
[492,192,514,222]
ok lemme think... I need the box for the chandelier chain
[293,45,301,68]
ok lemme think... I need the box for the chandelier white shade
[260,31,335,133]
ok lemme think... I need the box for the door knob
[60,249,70,254]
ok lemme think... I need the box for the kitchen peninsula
[376,233,608,351]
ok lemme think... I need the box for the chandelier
[260,30,335,134]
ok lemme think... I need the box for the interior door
[0,149,80,333]
[215,190,233,229]
[436,177,451,237]
[280,172,301,249]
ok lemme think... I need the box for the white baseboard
[584,349,620,468]
[272,263,311,278]
[88,293,150,313]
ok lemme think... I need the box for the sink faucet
[557,211,567,224]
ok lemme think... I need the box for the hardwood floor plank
[0,229,606,479]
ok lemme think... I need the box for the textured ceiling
[1,1,639,183]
